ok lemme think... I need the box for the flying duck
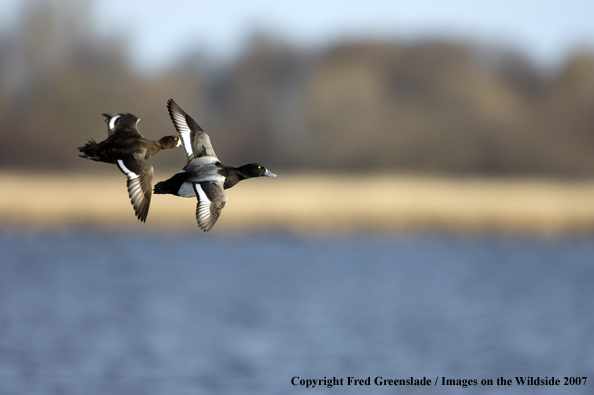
[154,99,276,231]
[78,112,181,222]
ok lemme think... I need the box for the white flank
[108,115,121,130]
[178,182,196,197]
[117,159,139,179]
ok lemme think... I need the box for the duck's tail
[153,181,166,194]
[78,139,102,161]
[154,172,187,195]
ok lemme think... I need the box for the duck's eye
[258,166,262,169]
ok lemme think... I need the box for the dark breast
[221,168,243,190]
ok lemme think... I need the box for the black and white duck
[154,99,276,231]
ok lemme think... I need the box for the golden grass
[2,170,594,235]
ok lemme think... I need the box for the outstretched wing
[103,113,143,139]
[167,99,217,162]
[192,181,227,232]
[103,113,121,136]
[116,157,153,222]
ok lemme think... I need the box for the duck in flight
[154,99,276,231]
[78,112,181,222]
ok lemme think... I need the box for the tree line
[1,0,594,176]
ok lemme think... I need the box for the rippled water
[0,230,592,394]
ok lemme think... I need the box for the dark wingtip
[167,98,175,111]
[135,206,149,223]
[167,98,180,115]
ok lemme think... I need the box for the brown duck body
[78,112,181,222]
[79,134,179,163]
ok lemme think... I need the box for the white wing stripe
[181,135,193,158]
[108,115,121,130]
[194,183,211,221]
[117,159,139,180]
[171,111,194,158]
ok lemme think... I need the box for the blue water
[0,230,593,394]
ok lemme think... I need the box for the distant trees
[0,0,200,169]
[1,0,594,176]
[211,39,594,176]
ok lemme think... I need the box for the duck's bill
[264,170,277,177]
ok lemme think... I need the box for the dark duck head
[237,163,277,179]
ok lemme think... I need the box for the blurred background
[1,0,594,394]
[1,0,594,175]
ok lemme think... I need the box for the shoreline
[3,171,594,236]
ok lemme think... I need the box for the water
[0,230,592,394]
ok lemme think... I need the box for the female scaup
[154,99,276,231]
[78,112,181,222]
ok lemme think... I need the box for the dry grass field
[2,170,594,236]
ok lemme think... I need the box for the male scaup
[154,99,276,231]
[78,112,181,222]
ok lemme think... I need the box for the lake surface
[0,230,592,394]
